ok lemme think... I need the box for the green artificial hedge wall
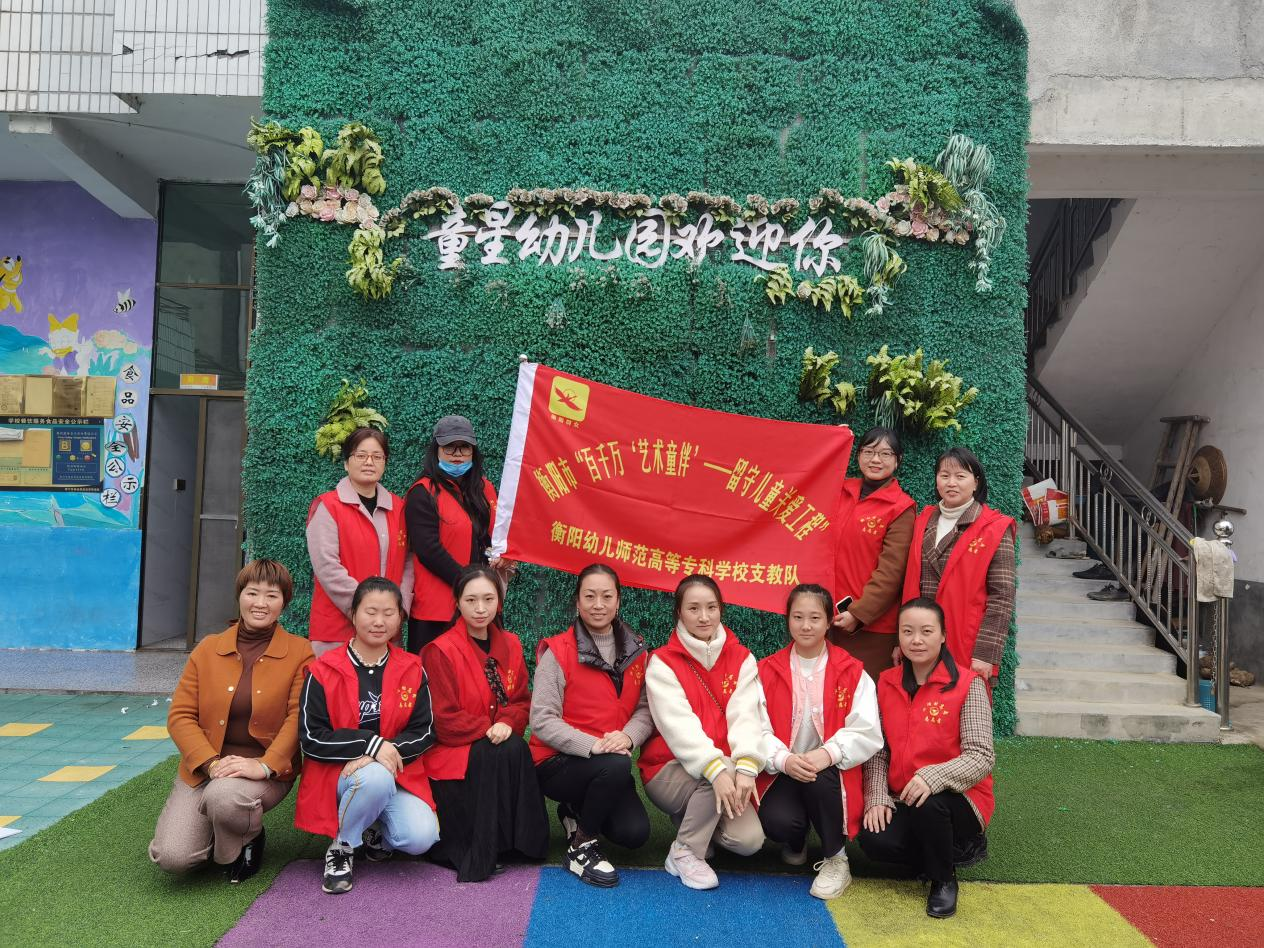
[250,0,1030,732]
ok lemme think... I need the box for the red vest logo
[397,527,407,550]
[835,685,851,709]
[922,699,949,725]
[720,672,737,696]
[859,515,886,536]
[966,537,988,555]
[504,666,517,692]
[629,662,644,686]
[398,684,416,709]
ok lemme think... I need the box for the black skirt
[429,735,549,882]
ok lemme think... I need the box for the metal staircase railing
[1026,376,1208,709]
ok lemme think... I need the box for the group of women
[149,419,1015,921]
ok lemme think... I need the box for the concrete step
[1018,639,1176,674]
[1018,617,1153,647]
[1017,572,1121,593]
[1017,555,1093,577]
[1015,667,1187,704]
[1017,591,1135,620]
[1015,697,1221,743]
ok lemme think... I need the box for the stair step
[1016,591,1135,620]
[1017,556,1094,577]
[1017,617,1154,645]
[1017,574,1115,595]
[1015,697,1221,743]
[1015,668,1187,704]
[1018,640,1175,674]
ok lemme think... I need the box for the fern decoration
[315,378,388,460]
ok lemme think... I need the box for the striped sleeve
[298,672,377,762]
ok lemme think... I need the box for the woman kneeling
[422,566,548,881]
[530,564,653,887]
[858,598,995,919]
[758,584,883,900]
[296,577,439,895]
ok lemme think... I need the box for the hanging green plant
[315,378,388,460]
[860,232,907,317]
[756,264,793,304]
[283,127,325,201]
[885,158,964,214]
[934,134,1006,292]
[866,345,979,433]
[797,347,856,417]
[322,122,386,195]
[346,226,403,300]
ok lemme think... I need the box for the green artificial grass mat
[2,739,1262,946]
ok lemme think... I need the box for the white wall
[1122,262,1264,578]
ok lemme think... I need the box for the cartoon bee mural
[1,256,22,313]
[113,289,136,314]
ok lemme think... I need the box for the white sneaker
[781,842,808,866]
[664,841,719,890]
[810,852,852,900]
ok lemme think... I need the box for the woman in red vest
[405,415,502,653]
[306,427,413,657]
[758,584,883,901]
[422,566,548,882]
[295,577,438,895]
[829,426,917,681]
[902,447,1016,681]
[858,598,995,919]
[530,564,653,887]
[641,575,766,891]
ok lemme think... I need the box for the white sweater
[645,623,765,781]
[760,668,884,774]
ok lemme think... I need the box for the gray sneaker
[322,844,354,894]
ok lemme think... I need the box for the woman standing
[530,564,653,888]
[405,415,500,653]
[307,427,413,657]
[902,446,1017,680]
[858,598,995,919]
[296,577,439,895]
[758,584,883,900]
[829,426,916,681]
[640,575,766,891]
[422,566,548,882]
[150,560,312,883]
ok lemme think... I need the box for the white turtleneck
[935,498,973,545]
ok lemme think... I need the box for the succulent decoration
[865,345,979,433]
[315,378,388,460]
[797,347,857,418]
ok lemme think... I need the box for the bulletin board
[0,374,115,492]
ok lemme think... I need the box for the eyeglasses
[858,448,896,461]
[349,452,386,463]
[441,443,474,456]
[483,656,509,707]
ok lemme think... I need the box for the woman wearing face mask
[829,427,916,681]
[640,575,766,891]
[859,598,994,919]
[150,560,312,883]
[422,566,548,882]
[902,447,1016,683]
[757,584,883,901]
[296,577,439,895]
[530,564,653,887]
[306,427,413,657]
[404,416,502,653]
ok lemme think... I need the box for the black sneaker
[556,803,578,845]
[1072,562,1114,580]
[566,838,619,888]
[1088,583,1130,602]
[322,844,355,894]
[362,824,392,863]
[227,827,265,884]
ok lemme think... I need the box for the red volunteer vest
[293,644,433,838]
[833,478,916,634]
[529,627,648,765]
[307,489,409,643]
[637,628,750,786]
[408,476,499,621]
[876,661,995,827]
[903,504,1015,667]
[422,619,527,780]
[756,644,867,836]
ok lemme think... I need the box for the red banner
[492,363,852,612]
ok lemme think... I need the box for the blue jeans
[336,762,440,855]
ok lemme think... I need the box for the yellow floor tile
[0,722,52,737]
[38,765,116,783]
[123,725,170,741]
[0,816,18,827]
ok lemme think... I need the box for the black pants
[407,618,450,654]
[757,766,845,857]
[536,753,650,850]
[857,791,984,883]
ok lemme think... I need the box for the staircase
[1015,524,1221,741]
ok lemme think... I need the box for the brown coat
[167,623,314,787]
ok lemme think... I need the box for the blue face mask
[439,459,473,477]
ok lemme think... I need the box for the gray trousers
[645,760,765,859]
[149,774,290,872]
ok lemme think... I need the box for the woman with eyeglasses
[404,415,503,653]
[828,427,916,681]
[306,427,413,657]
[422,565,548,882]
